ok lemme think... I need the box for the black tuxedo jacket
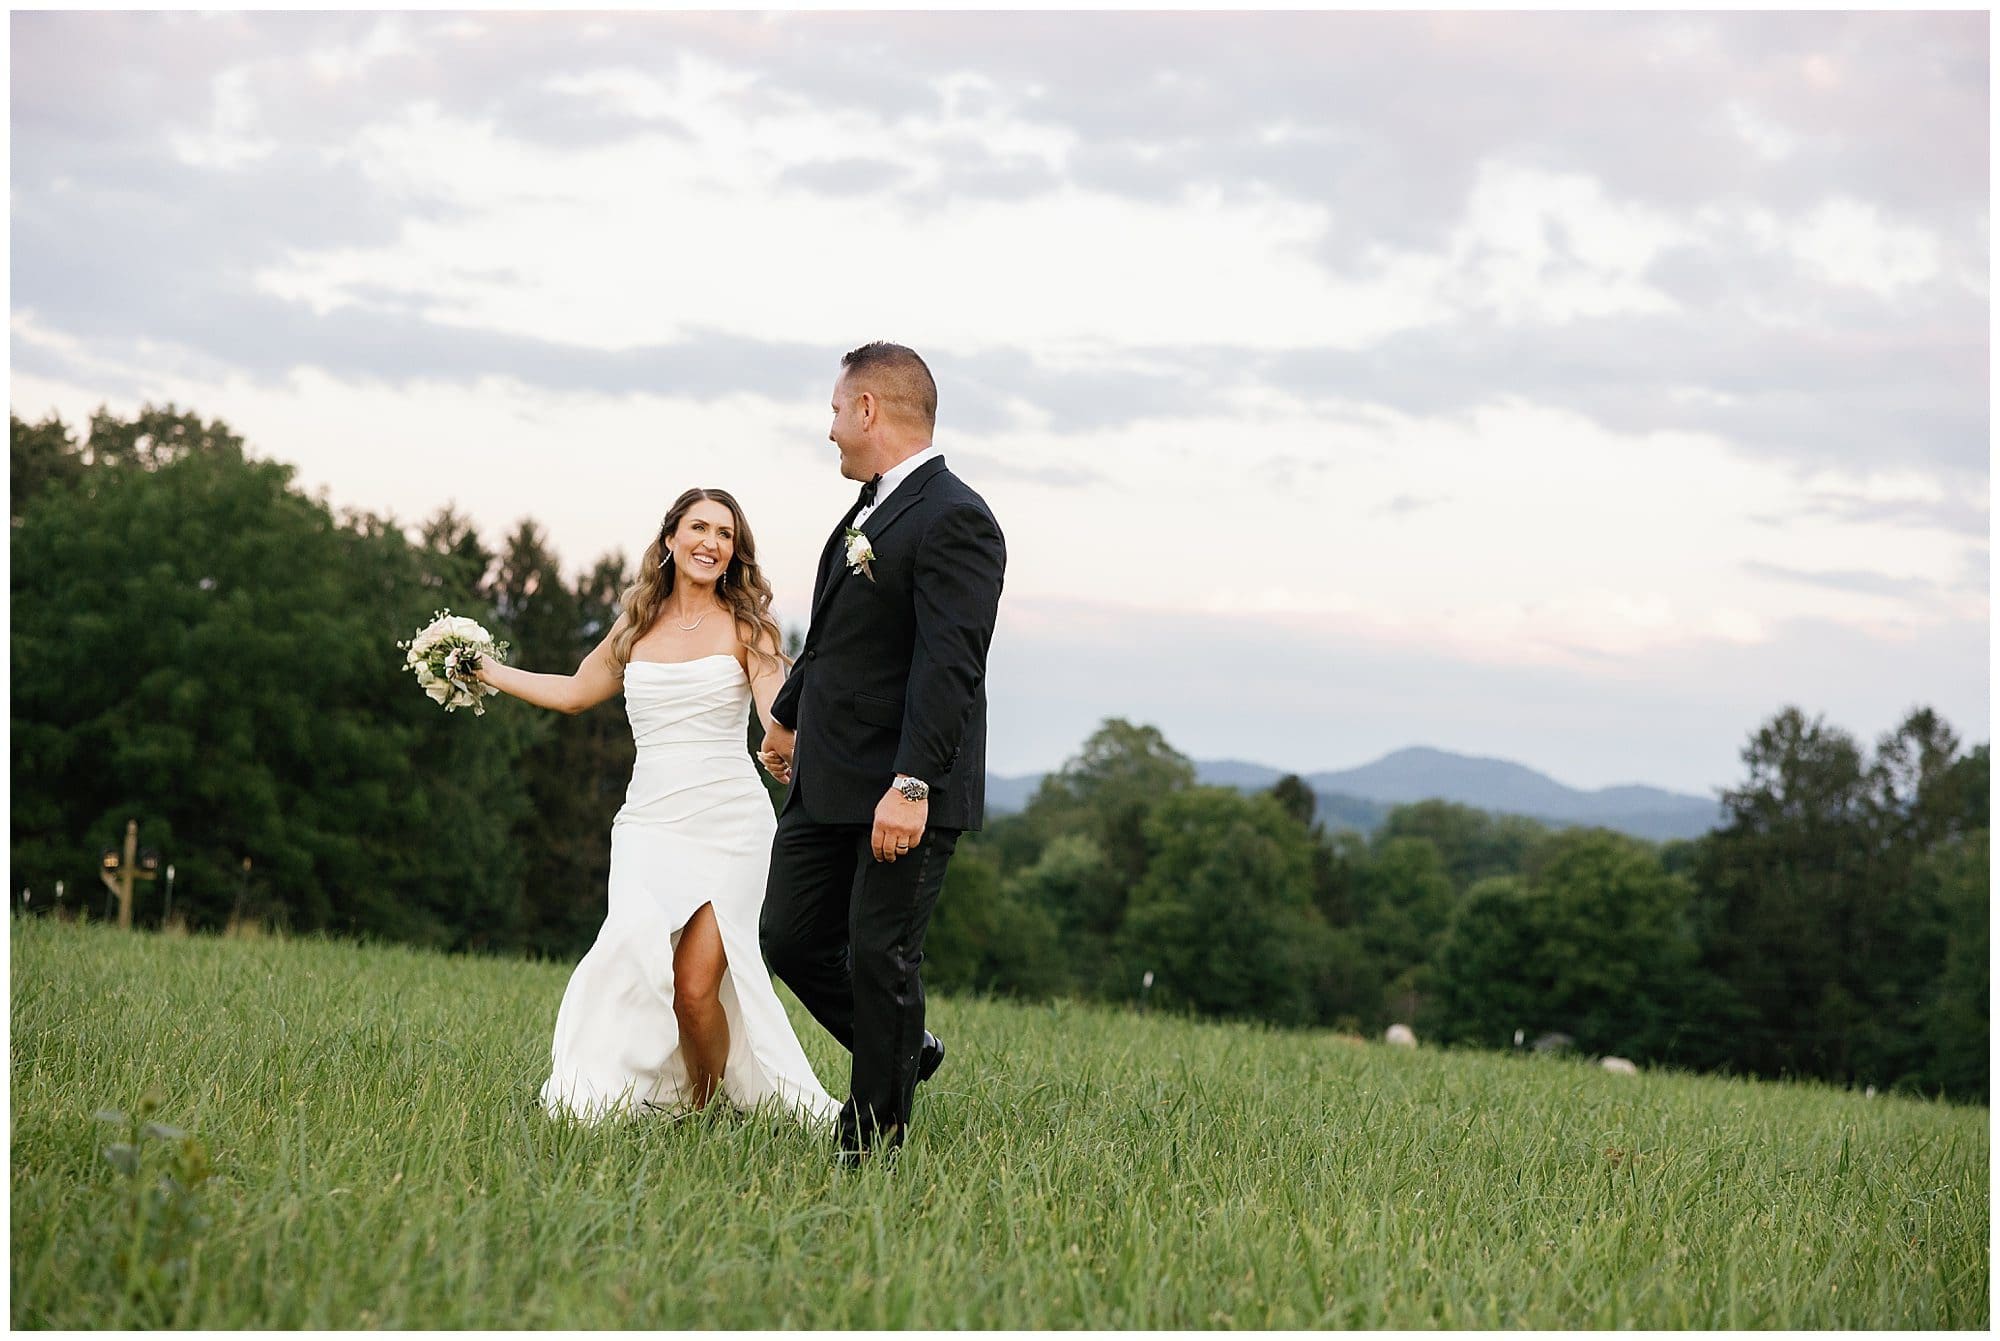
[771,456,1005,831]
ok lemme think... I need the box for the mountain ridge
[985,744,1725,842]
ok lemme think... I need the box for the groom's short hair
[841,342,937,431]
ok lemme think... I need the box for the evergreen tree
[1269,774,1316,827]
[1691,706,1988,1094]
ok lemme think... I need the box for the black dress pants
[760,800,960,1149]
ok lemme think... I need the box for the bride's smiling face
[666,500,736,587]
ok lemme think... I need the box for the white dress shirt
[853,444,943,530]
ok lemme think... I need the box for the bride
[475,487,838,1125]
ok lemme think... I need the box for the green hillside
[10,920,1988,1328]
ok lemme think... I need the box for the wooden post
[119,819,137,930]
[97,820,159,931]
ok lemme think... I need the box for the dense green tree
[1691,708,1870,1078]
[10,407,536,947]
[1002,832,1121,994]
[1269,774,1316,827]
[925,848,1066,999]
[416,505,496,603]
[1424,876,1545,1048]
[1008,720,1198,994]
[1119,787,1326,1025]
[1917,830,1989,1101]
[486,522,609,958]
[12,403,1986,1096]
[10,412,83,519]
[79,403,246,471]
[1023,718,1197,887]
[1352,835,1457,1020]
[1427,834,1711,1061]
[1310,827,1369,928]
[1304,922,1382,1034]
[1291,827,1384,1030]
[500,550,643,955]
[1690,705,1988,1095]
[1376,800,1544,892]
[1528,829,1706,1058]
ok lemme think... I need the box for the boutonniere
[842,527,876,581]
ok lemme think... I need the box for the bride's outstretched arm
[476,614,627,715]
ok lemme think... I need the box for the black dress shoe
[917,1031,945,1084]
[835,1121,904,1170]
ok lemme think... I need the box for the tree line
[11,406,1988,1102]
[929,713,1986,1103]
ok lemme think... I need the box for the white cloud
[1724,100,1799,162]
[253,82,1440,356]
[18,346,1976,680]
[13,12,1987,787]
[168,66,277,171]
[970,390,1977,666]
[1429,161,1690,325]
[304,14,418,87]
[250,69,1737,373]
[1788,198,1944,297]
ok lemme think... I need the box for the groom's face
[829,371,870,481]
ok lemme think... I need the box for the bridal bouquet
[398,611,509,715]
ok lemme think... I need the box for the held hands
[872,787,927,863]
[758,721,796,785]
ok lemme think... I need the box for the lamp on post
[96,819,160,930]
[99,846,120,920]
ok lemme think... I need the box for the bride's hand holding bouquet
[397,611,510,715]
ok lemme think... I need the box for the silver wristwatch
[894,774,930,802]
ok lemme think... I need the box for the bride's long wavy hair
[612,488,787,675]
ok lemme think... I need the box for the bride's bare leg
[673,902,730,1109]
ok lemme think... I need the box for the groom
[758,342,1006,1161]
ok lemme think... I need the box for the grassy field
[9,918,1989,1328]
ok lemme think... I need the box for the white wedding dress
[538,654,839,1125]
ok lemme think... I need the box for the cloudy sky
[11,10,1989,794]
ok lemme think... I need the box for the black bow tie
[855,474,882,509]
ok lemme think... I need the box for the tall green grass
[10,919,1988,1327]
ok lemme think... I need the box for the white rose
[425,679,453,704]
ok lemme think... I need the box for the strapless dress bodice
[623,655,752,751]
